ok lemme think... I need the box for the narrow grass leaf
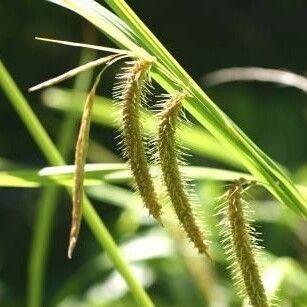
[29,55,116,92]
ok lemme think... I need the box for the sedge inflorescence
[31,38,262,274]
[217,178,269,307]
[68,69,105,259]
[156,91,211,260]
[31,41,212,259]
[114,58,163,224]
[29,29,281,305]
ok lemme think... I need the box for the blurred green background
[0,1,307,306]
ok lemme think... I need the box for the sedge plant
[1,0,307,306]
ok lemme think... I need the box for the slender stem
[82,199,154,306]
[26,49,95,307]
[0,60,154,307]
[28,187,59,307]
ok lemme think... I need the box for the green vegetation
[0,0,306,306]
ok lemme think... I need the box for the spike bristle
[115,58,163,223]
[157,91,211,260]
[218,178,270,306]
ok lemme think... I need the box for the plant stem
[27,49,95,307]
[28,187,60,307]
[0,60,154,307]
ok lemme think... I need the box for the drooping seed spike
[68,69,103,259]
[157,91,211,260]
[116,58,163,223]
[219,178,270,306]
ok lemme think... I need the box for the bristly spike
[68,68,104,259]
[157,91,211,260]
[115,57,163,223]
[217,177,270,306]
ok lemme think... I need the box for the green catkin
[222,178,269,307]
[68,70,103,259]
[118,58,162,223]
[157,92,211,260]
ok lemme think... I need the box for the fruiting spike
[219,178,269,306]
[157,91,211,260]
[68,69,103,259]
[116,58,163,223]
